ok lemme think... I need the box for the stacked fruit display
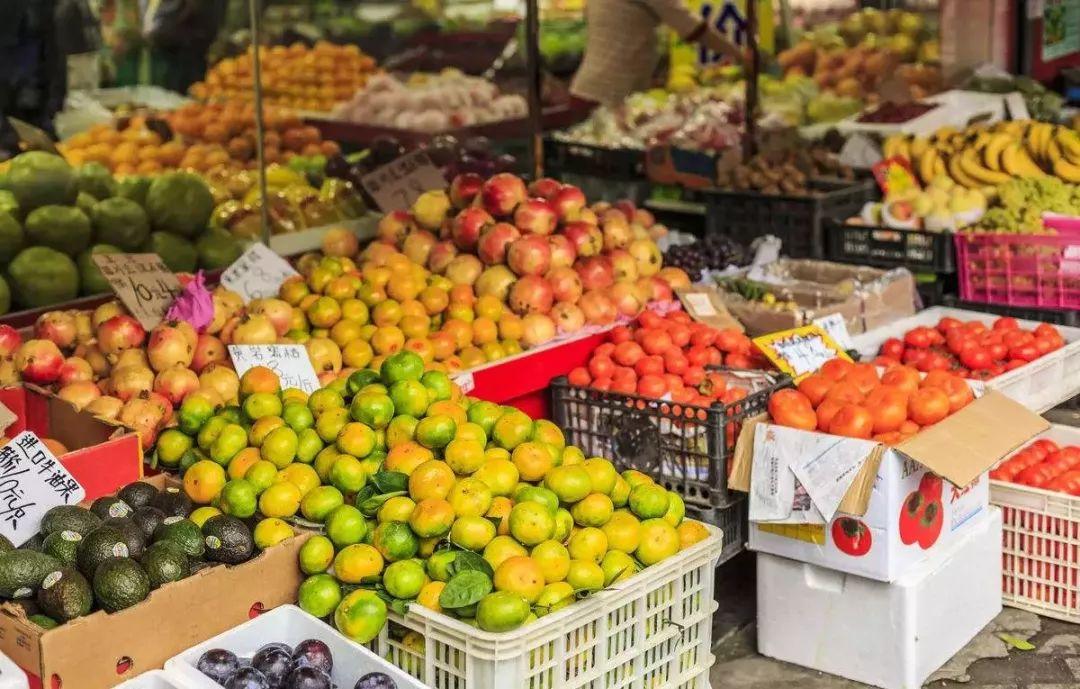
[567,309,766,401]
[883,121,1080,189]
[771,359,974,445]
[661,235,747,282]
[0,479,287,630]
[990,437,1080,493]
[191,42,380,112]
[973,176,1080,234]
[873,316,1066,379]
[165,356,710,639]
[847,176,987,233]
[374,173,685,350]
[0,151,242,312]
[714,147,854,194]
[196,639,396,689]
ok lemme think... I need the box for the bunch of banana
[881,120,1080,188]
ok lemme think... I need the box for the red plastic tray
[956,230,1080,312]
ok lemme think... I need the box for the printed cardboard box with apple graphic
[730,390,1048,581]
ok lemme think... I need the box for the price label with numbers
[220,242,299,302]
[811,313,854,350]
[229,345,321,394]
[753,325,851,381]
[0,431,85,547]
[92,253,182,330]
[360,150,447,213]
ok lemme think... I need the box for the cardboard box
[0,475,311,689]
[730,390,1047,581]
[723,259,917,337]
[0,385,142,501]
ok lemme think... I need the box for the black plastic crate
[687,495,746,566]
[824,219,956,273]
[941,296,1080,327]
[544,138,645,180]
[700,179,877,259]
[549,370,790,511]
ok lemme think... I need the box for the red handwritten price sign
[92,253,182,329]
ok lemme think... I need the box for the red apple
[576,255,615,291]
[528,177,562,200]
[480,173,527,217]
[450,173,484,208]
[547,266,584,303]
[507,235,552,277]
[451,207,494,251]
[477,222,521,265]
[547,234,577,269]
[562,221,602,258]
[513,197,558,236]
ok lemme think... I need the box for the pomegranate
[507,236,552,277]
[444,255,483,286]
[527,177,562,201]
[513,198,558,236]
[610,281,646,317]
[576,256,615,291]
[209,288,244,334]
[562,221,602,258]
[633,208,655,227]
[657,267,692,290]
[35,311,78,350]
[508,275,554,315]
[147,324,194,371]
[402,229,438,267]
[427,241,459,274]
[171,320,197,351]
[145,391,174,425]
[200,363,240,405]
[578,207,599,226]
[154,367,200,406]
[14,340,63,384]
[322,227,360,257]
[73,312,93,344]
[614,200,636,220]
[306,337,344,374]
[451,207,494,252]
[521,314,557,348]
[84,395,123,420]
[376,210,414,246]
[551,302,585,334]
[231,314,278,345]
[449,173,484,208]
[608,249,640,282]
[638,276,673,302]
[75,344,110,377]
[629,238,662,277]
[57,381,102,410]
[475,266,518,302]
[111,365,155,401]
[91,301,124,329]
[118,393,165,450]
[601,211,633,251]
[579,290,618,325]
[112,348,149,370]
[546,266,584,303]
[547,235,577,269]
[0,325,22,358]
[192,334,226,372]
[477,223,521,265]
[551,185,586,221]
[480,173,527,217]
[58,357,94,386]
[247,299,293,337]
[97,315,146,354]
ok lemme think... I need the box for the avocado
[92,557,150,612]
[153,518,205,559]
[21,534,44,552]
[42,531,82,566]
[37,567,92,622]
[76,526,129,578]
[117,482,160,510]
[0,535,13,553]
[29,614,58,629]
[201,515,254,565]
[150,488,192,519]
[89,496,133,521]
[132,506,167,539]
[141,540,190,588]
[103,517,147,560]
[0,550,62,598]
[189,560,214,575]
[40,505,101,537]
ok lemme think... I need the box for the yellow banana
[947,153,979,188]
[1053,157,1080,182]
[882,135,902,159]
[1047,138,1063,166]
[1035,123,1055,161]
[959,148,1011,185]
[910,137,930,161]
[934,157,946,178]
[1001,143,1047,178]
[1056,130,1080,159]
[982,133,1011,171]
[918,148,940,185]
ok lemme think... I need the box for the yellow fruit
[184,460,227,504]
[493,556,545,603]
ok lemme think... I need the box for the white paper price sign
[220,243,299,302]
[92,253,182,330]
[812,313,854,350]
[452,371,476,394]
[229,345,321,393]
[754,325,851,381]
[0,432,85,547]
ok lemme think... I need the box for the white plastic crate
[115,671,182,689]
[372,522,726,689]
[851,305,1080,413]
[165,606,426,689]
[0,651,26,689]
[992,424,1080,623]
[758,508,1002,689]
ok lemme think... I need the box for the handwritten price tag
[360,150,447,213]
[753,325,851,380]
[0,431,85,548]
[811,313,854,350]
[220,242,299,302]
[92,253,182,330]
[228,345,321,394]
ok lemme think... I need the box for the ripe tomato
[637,374,667,398]
[920,370,954,390]
[1033,337,1055,355]
[881,365,920,393]
[866,387,909,434]
[663,351,688,375]
[1035,323,1060,339]
[831,517,872,556]
[1003,330,1034,348]
[904,327,935,349]
[722,387,747,404]
[915,351,949,372]
[637,310,663,330]
[771,400,818,431]
[595,343,615,359]
[611,376,637,395]
[828,404,874,439]
[797,374,834,407]
[704,347,722,366]
[939,376,974,413]
[846,364,881,395]
[937,317,963,333]
[667,323,691,348]
[724,352,753,369]
[1015,463,1058,488]
[1009,344,1040,362]
[700,371,728,398]
[962,321,987,336]
[820,358,854,381]
[715,328,742,353]
[816,399,844,432]
[610,326,633,343]
[568,367,591,386]
[662,372,684,393]
[825,381,864,405]
[690,328,717,348]
[902,348,928,367]
[611,366,637,385]
[993,317,1019,331]
[988,342,1008,361]
[634,355,664,378]
[640,329,673,356]
[881,338,905,359]
[682,365,705,386]
[899,419,920,436]
[592,377,612,391]
[589,356,615,380]
[613,341,644,367]
[959,347,992,371]
[686,346,710,367]
[908,387,950,426]
[768,389,814,416]
[1033,439,1061,456]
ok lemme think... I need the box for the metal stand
[248,0,272,244]
[524,0,544,178]
[743,0,759,162]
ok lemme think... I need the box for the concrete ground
[708,405,1080,689]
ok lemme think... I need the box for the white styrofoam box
[836,90,1008,138]
[992,424,1080,623]
[851,305,1080,413]
[115,670,183,689]
[0,651,26,689]
[166,606,426,689]
[758,507,1002,689]
[372,522,726,689]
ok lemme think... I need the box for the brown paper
[676,285,743,331]
[360,150,446,213]
[92,253,181,330]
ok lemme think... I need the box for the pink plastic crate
[955,229,1080,311]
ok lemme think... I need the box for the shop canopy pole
[743,0,759,162]
[248,0,272,244]
[524,0,544,178]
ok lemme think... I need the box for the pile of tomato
[874,316,1066,380]
[989,438,1080,494]
[768,358,974,444]
[567,309,769,405]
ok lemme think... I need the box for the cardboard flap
[675,286,743,331]
[729,413,767,493]
[897,390,1049,487]
[837,445,885,516]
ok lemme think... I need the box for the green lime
[381,351,424,385]
[298,573,342,618]
[301,485,345,522]
[350,393,395,430]
[389,380,429,418]
[244,460,278,493]
[325,505,367,548]
[298,535,336,574]
[242,392,283,422]
[296,428,324,463]
[217,479,258,518]
[283,402,315,432]
[156,429,193,468]
[421,370,453,402]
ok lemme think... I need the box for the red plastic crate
[956,230,1080,311]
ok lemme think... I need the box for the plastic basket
[700,179,877,259]
[549,370,790,511]
[941,296,1080,327]
[372,523,725,689]
[686,495,746,566]
[824,219,955,273]
[955,230,1080,311]
[166,606,426,689]
[992,425,1080,624]
[544,138,645,179]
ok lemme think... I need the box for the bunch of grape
[976,177,1080,233]
[662,235,747,281]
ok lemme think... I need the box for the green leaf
[358,491,406,517]
[353,484,377,505]
[439,570,492,609]
[371,471,408,494]
[447,551,493,579]
[390,598,411,616]
[997,633,1035,651]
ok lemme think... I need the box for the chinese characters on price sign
[753,325,851,380]
[220,243,299,301]
[0,432,85,547]
[92,253,182,329]
[228,345,321,394]
[360,150,447,212]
